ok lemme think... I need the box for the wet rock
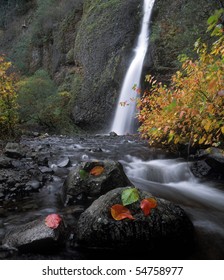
[193,147,224,179]
[77,187,194,258]
[4,143,24,159]
[88,148,102,153]
[109,131,117,137]
[25,180,41,191]
[0,192,5,200]
[38,166,53,174]
[2,215,66,253]
[0,156,12,168]
[62,160,133,205]
[53,167,70,177]
[57,157,71,168]
[0,208,6,217]
[191,161,211,178]
[0,245,17,259]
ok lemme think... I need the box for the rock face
[72,0,142,130]
[147,0,221,83]
[191,148,224,179]
[2,215,66,253]
[76,187,194,258]
[0,0,142,132]
[62,160,133,205]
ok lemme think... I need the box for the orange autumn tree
[0,55,18,137]
[137,9,224,148]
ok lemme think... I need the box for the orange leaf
[111,204,135,220]
[90,166,104,176]
[140,198,158,216]
[45,214,62,229]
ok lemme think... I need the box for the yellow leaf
[204,120,211,132]
[221,126,224,135]
[199,135,206,144]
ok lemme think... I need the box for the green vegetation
[0,55,18,138]
[17,69,79,134]
[150,0,221,80]
[138,9,224,149]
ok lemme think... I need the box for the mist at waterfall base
[111,0,155,135]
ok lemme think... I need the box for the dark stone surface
[62,160,133,205]
[0,156,12,168]
[4,143,24,159]
[72,0,142,131]
[76,187,194,258]
[192,148,224,179]
[2,216,66,253]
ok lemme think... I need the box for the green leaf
[121,188,140,206]
[164,99,177,112]
[79,169,88,179]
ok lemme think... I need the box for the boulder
[62,160,133,205]
[0,156,12,168]
[192,147,224,179]
[2,214,66,253]
[190,160,211,178]
[4,143,24,159]
[76,187,194,258]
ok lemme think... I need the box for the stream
[0,134,224,259]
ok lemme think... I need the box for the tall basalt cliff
[0,0,222,132]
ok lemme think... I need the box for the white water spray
[111,0,155,135]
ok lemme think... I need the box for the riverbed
[0,134,224,259]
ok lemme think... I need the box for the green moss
[150,0,220,78]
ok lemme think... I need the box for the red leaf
[45,214,62,229]
[140,198,158,216]
[111,204,135,220]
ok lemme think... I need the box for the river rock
[192,147,224,179]
[62,160,133,205]
[76,187,194,258]
[2,215,66,253]
[0,156,12,168]
[4,143,24,159]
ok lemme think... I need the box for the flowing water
[111,0,155,135]
[0,135,224,259]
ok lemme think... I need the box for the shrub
[17,70,79,134]
[0,55,18,137]
[137,9,224,148]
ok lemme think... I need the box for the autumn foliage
[0,55,18,137]
[137,10,224,148]
[110,188,158,221]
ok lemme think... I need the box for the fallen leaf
[111,204,135,220]
[90,165,104,176]
[121,188,139,206]
[79,169,88,179]
[140,198,158,216]
[45,214,62,229]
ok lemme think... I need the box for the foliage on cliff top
[0,55,18,138]
[150,0,222,81]
[138,9,224,149]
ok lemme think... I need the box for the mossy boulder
[76,187,194,258]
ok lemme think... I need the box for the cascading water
[111,0,155,135]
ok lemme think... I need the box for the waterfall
[111,0,155,135]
